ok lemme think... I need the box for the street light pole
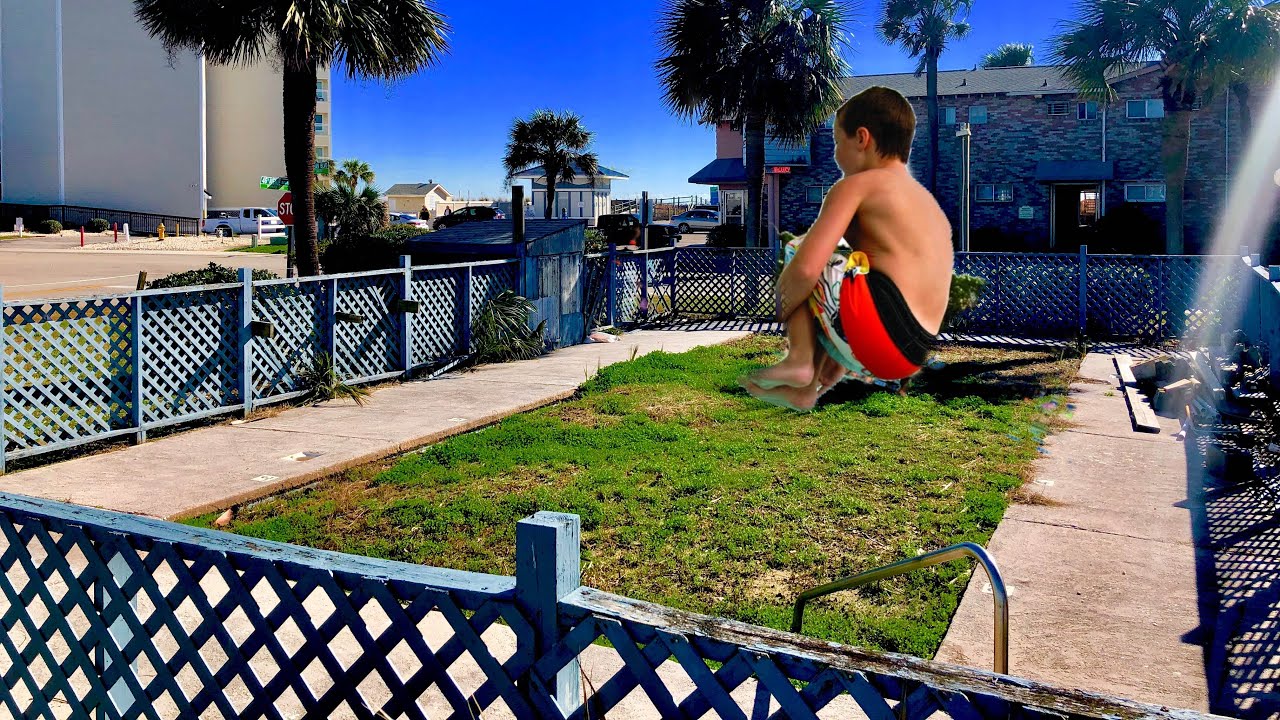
[956,122,972,252]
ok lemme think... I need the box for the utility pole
[956,123,972,252]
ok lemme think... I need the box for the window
[941,107,957,125]
[807,185,833,204]
[1126,99,1165,119]
[315,80,328,102]
[976,183,1014,203]
[315,113,326,134]
[1124,182,1166,202]
[1047,101,1069,116]
[316,146,329,159]
[1077,101,1098,120]
[968,106,988,124]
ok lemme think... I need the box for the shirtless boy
[742,86,954,410]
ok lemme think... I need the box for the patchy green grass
[191,337,1077,658]
[226,243,287,254]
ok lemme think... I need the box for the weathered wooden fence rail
[1,246,1253,471]
[0,493,1217,720]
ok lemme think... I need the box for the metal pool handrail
[791,542,1009,674]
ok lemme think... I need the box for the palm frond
[472,291,547,364]
[980,42,1035,68]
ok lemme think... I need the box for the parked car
[693,204,719,213]
[390,213,430,229]
[433,206,505,231]
[203,208,287,238]
[595,214,680,249]
[671,209,721,234]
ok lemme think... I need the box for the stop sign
[277,192,294,225]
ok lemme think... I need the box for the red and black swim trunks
[835,270,936,381]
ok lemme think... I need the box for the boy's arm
[777,176,866,319]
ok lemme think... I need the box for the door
[1051,184,1100,250]
[723,190,745,225]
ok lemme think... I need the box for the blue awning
[1035,160,1114,183]
[689,158,747,185]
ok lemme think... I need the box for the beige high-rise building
[0,0,333,219]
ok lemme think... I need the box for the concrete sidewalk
[936,353,1209,710]
[0,329,749,520]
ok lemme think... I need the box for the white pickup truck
[203,208,288,238]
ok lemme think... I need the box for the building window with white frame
[316,146,329,160]
[1126,99,1165,119]
[1124,182,1166,202]
[968,106,988,124]
[976,183,1014,203]
[1047,100,1069,116]
[315,113,326,134]
[1077,101,1098,120]
[316,79,328,102]
[941,107,957,125]
[807,185,834,204]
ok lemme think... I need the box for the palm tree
[316,183,387,240]
[134,0,449,277]
[1051,0,1280,254]
[878,0,973,196]
[657,0,853,248]
[502,110,600,220]
[334,159,375,192]
[980,42,1035,68]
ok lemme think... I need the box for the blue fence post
[325,277,339,362]
[516,512,582,715]
[459,265,474,356]
[606,244,618,327]
[1077,245,1088,336]
[0,283,5,475]
[516,241,530,299]
[129,293,145,444]
[238,268,254,418]
[399,256,413,376]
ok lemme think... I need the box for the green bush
[86,218,111,233]
[148,262,278,289]
[585,228,608,254]
[36,219,62,234]
[472,290,547,363]
[706,223,747,248]
[944,274,987,328]
[321,225,427,273]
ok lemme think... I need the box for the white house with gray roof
[385,182,453,218]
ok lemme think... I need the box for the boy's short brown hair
[836,86,916,162]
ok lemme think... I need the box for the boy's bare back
[841,168,953,335]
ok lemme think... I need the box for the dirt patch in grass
[191,337,1079,659]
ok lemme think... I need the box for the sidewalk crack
[1010,517,1193,547]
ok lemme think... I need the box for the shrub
[86,218,111,233]
[321,224,427,273]
[1090,203,1162,254]
[148,262,278,289]
[585,228,608,254]
[37,219,62,234]
[472,291,547,364]
[944,274,987,328]
[706,223,747,248]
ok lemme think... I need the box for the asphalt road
[0,240,286,301]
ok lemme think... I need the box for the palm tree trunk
[544,167,557,220]
[283,63,320,276]
[744,113,766,248]
[926,48,940,197]
[1161,109,1192,255]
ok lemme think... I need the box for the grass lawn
[192,337,1078,658]
[227,243,287,254]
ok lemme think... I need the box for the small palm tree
[134,0,449,277]
[334,159,375,192]
[658,0,853,248]
[503,110,600,220]
[316,183,387,240]
[1051,0,1280,254]
[980,42,1035,68]
[878,0,973,196]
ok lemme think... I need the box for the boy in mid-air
[742,86,953,410]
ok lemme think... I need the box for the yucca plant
[294,353,370,406]
[472,291,548,364]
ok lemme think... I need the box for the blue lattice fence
[0,494,1216,720]
[331,271,404,384]
[138,286,242,429]
[250,278,326,404]
[671,247,777,319]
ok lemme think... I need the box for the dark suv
[433,206,505,231]
[595,214,679,249]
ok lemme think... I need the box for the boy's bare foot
[743,379,819,412]
[747,360,815,390]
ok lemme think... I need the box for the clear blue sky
[333,0,1075,201]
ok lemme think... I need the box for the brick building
[690,63,1260,253]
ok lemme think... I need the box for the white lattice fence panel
[470,264,517,314]
[333,275,401,382]
[410,268,463,367]
[138,289,241,425]
[673,248,746,317]
[251,282,325,401]
[1,299,133,456]
[615,256,644,325]
[646,253,675,321]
